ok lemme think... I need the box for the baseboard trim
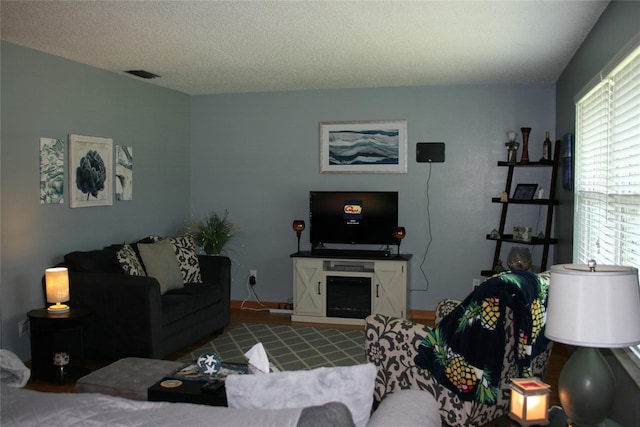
[410,309,436,326]
[269,308,294,314]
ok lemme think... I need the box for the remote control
[201,380,224,393]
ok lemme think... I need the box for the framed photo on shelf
[319,120,407,174]
[69,134,113,208]
[512,184,538,201]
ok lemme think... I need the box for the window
[575,42,640,266]
[574,39,640,356]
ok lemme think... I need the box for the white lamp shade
[546,264,640,347]
[45,267,70,304]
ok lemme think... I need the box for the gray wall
[555,0,640,264]
[191,84,556,310]
[1,42,191,360]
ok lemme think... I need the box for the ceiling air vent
[125,70,160,79]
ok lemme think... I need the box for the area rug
[177,323,366,371]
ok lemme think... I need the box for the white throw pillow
[225,363,376,427]
[137,240,184,294]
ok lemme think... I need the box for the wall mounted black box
[416,142,445,163]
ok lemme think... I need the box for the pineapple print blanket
[414,270,549,403]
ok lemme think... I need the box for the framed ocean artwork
[320,120,407,174]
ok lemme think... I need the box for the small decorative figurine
[505,131,519,165]
[197,352,222,375]
[53,352,70,385]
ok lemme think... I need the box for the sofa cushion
[64,249,122,274]
[225,363,376,427]
[150,235,202,283]
[161,282,221,325]
[116,244,146,276]
[137,240,184,294]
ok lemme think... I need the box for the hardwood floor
[25,308,570,424]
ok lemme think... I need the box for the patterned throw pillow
[150,235,202,283]
[116,244,146,276]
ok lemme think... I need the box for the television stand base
[291,253,411,324]
[310,248,391,258]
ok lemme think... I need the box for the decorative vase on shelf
[520,127,531,164]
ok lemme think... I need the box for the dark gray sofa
[46,239,231,361]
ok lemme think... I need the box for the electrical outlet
[18,319,29,337]
[250,269,257,285]
[472,278,481,289]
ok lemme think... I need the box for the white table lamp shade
[546,264,640,347]
[45,267,70,304]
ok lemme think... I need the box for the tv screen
[309,191,398,247]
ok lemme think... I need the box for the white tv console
[290,252,411,326]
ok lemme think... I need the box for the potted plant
[185,209,239,255]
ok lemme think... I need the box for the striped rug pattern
[177,323,366,371]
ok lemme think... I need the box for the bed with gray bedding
[1,385,440,427]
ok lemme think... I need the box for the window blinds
[574,43,640,267]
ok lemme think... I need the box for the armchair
[365,271,553,427]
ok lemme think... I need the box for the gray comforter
[1,385,441,427]
[1,385,303,427]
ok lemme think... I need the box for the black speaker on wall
[416,142,445,163]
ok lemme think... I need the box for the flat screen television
[309,191,398,247]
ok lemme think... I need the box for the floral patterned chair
[365,271,553,427]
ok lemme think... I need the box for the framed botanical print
[69,134,113,208]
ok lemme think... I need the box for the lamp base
[48,303,70,313]
[558,347,615,427]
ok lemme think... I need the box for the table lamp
[45,267,70,313]
[545,262,640,426]
[292,220,305,254]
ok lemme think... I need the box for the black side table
[27,307,93,382]
[148,379,228,407]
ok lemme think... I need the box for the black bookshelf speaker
[416,142,445,163]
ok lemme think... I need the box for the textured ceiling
[1,1,609,95]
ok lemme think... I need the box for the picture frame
[40,137,65,204]
[69,134,113,208]
[115,145,133,201]
[320,120,408,174]
[512,184,538,201]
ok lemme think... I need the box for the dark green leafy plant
[76,150,106,199]
[185,210,239,255]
